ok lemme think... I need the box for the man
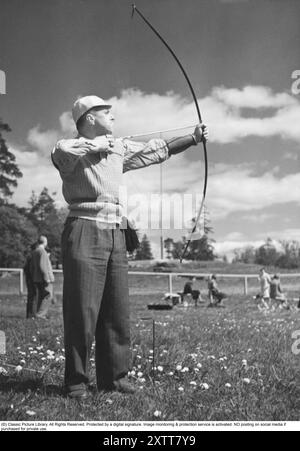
[207,274,227,307]
[24,242,38,319]
[258,267,271,309]
[52,95,208,399]
[183,277,202,307]
[269,274,289,310]
[31,235,55,319]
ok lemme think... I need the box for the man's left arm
[123,124,208,173]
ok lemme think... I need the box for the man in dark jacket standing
[24,242,38,318]
[31,235,55,319]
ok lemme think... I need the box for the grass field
[0,271,299,422]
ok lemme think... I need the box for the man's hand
[81,135,114,153]
[193,123,208,144]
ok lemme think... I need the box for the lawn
[0,273,299,422]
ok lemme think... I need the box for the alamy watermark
[93,187,206,233]
[0,69,6,95]
[291,70,300,95]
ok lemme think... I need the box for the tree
[0,120,22,202]
[233,246,256,264]
[164,238,174,259]
[276,240,300,269]
[0,205,37,267]
[255,238,280,266]
[135,234,153,260]
[184,206,215,260]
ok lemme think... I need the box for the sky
[0,0,300,258]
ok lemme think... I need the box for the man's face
[89,107,114,135]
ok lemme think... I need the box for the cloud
[106,87,300,144]
[27,125,59,156]
[10,85,300,226]
[25,86,300,157]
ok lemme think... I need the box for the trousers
[61,217,130,392]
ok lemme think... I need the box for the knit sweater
[52,136,169,224]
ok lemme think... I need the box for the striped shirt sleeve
[122,138,170,173]
[51,138,97,174]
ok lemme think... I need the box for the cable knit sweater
[52,136,169,224]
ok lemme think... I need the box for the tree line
[233,238,300,269]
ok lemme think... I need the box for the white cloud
[27,125,59,156]
[10,85,300,231]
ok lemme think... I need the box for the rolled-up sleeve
[122,138,170,173]
[51,138,94,175]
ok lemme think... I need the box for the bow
[131,5,208,262]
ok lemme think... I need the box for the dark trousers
[35,282,53,318]
[62,218,130,393]
[26,277,37,318]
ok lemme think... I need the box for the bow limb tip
[131,4,136,18]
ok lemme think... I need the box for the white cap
[72,95,112,124]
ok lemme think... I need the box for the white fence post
[19,269,24,295]
[244,276,248,295]
[168,274,173,293]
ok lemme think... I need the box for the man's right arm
[51,136,112,174]
[51,138,96,174]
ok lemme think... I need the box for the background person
[31,235,55,319]
[270,274,289,310]
[257,268,271,309]
[207,274,227,307]
[183,277,202,307]
[24,242,38,319]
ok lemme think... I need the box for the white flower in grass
[28,347,33,351]
[106,399,113,405]
[190,381,197,386]
[242,359,248,367]
[181,367,189,373]
[200,383,209,390]
[178,387,184,392]
[20,360,26,365]
[0,367,8,375]
[137,371,143,378]
[15,365,23,373]
[149,350,153,354]
[167,372,174,376]
[176,365,182,371]
[196,363,202,369]
[154,410,161,417]
[225,383,232,388]
[139,378,146,383]
[130,370,136,377]
[194,368,199,373]
[157,366,163,372]
[243,378,251,384]
[26,410,36,416]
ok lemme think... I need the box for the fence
[0,268,299,297]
